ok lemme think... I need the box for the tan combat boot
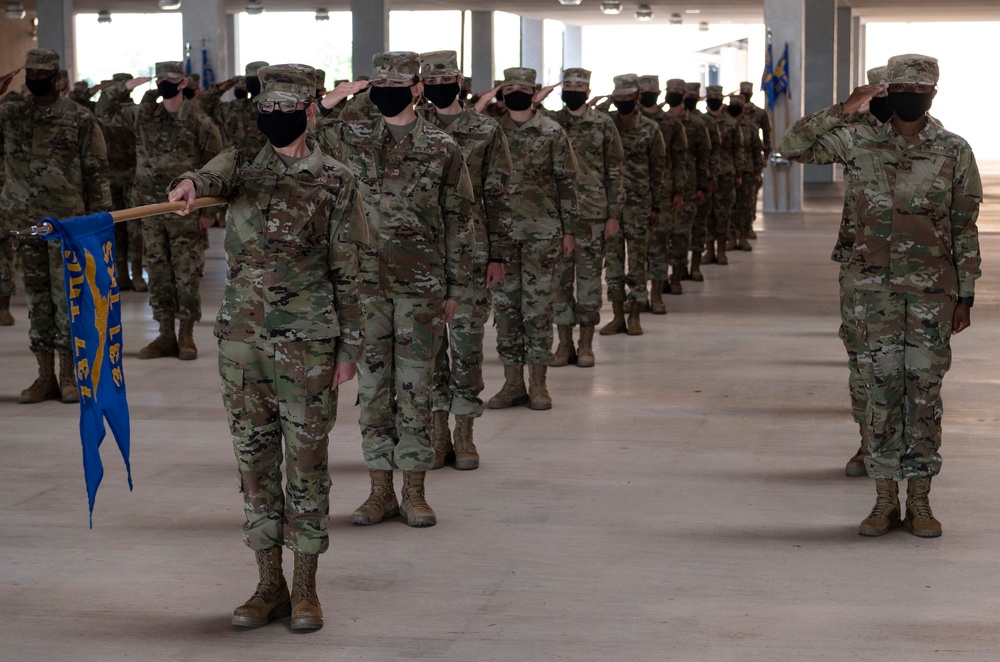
[351,469,399,525]
[738,231,753,251]
[552,325,577,367]
[576,326,596,368]
[452,415,480,470]
[400,470,437,527]
[649,283,667,315]
[703,242,717,264]
[626,304,643,336]
[637,296,651,313]
[747,227,757,239]
[845,441,868,477]
[669,270,683,295]
[0,295,14,326]
[599,302,626,335]
[20,351,60,403]
[527,363,552,410]
[289,552,323,631]
[177,319,198,360]
[131,261,147,292]
[232,547,291,629]
[430,410,453,470]
[859,479,903,536]
[690,251,704,282]
[488,364,529,409]
[58,351,79,403]
[906,477,942,538]
[716,239,729,265]
[138,318,179,359]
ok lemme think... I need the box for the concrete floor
[2,168,999,661]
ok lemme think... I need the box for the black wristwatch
[957,296,974,308]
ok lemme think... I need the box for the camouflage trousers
[752,170,763,222]
[707,176,736,242]
[19,237,70,353]
[688,193,712,254]
[493,237,562,366]
[604,206,649,303]
[646,211,673,281]
[669,192,699,269]
[359,296,444,471]
[733,174,756,233]
[553,219,607,327]
[218,338,339,555]
[142,214,203,322]
[855,290,953,480]
[0,232,15,298]
[838,264,866,428]
[432,262,490,418]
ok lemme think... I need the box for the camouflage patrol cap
[665,78,685,91]
[887,53,938,86]
[254,63,317,104]
[25,49,59,72]
[706,84,724,97]
[739,81,754,92]
[155,61,185,80]
[563,68,592,85]
[419,50,461,78]
[502,67,537,88]
[187,73,200,87]
[371,51,420,84]
[638,75,660,91]
[112,72,134,82]
[315,69,326,87]
[72,80,88,94]
[866,65,889,85]
[684,81,701,96]
[245,61,269,78]
[728,93,745,107]
[612,73,639,96]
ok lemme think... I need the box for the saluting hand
[125,76,152,91]
[474,85,501,114]
[533,82,560,104]
[842,83,887,116]
[321,80,367,110]
[168,179,197,216]
[0,67,22,96]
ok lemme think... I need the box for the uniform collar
[255,140,325,178]
[373,113,432,148]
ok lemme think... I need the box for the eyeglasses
[256,100,306,114]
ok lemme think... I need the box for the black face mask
[503,90,533,112]
[868,96,893,123]
[424,82,460,109]
[614,99,636,115]
[887,91,933,122]
[683,97,698,111]
[369,85,415,117]
[157,80,181,100]
[25,73,57,98]
[182,88,196,100]
[562,90,588,111]
[742,92,752,103]
[639,91,659,108]
[727,105,742,117]
[665,92,683,108]
[257,109,307,148]
[706,98,723,111]
[246,77,262,98]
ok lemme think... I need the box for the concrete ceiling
[14,0,1000,25]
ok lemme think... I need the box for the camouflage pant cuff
[285,539,329,555]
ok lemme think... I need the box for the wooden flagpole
[13,197,229,237]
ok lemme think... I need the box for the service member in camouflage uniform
[778,54,981,539]
[666,79,712,295]
[132,61,222,361]
[0,66,23,327]
[0,49,112,403]
[487,66,579,411]
[740,81,772,239]
[731,95,763,251]
[316,52,475,528]
[639,75,686,313]
[599,73,664,338]
[543,67,624,367]
[684,81,719,284]
[418,50,514,471]
[170,64,367,631]
[701,85,744,267]
[198,61,269,152]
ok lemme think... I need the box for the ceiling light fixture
[315,8,329,21]
[4,2,25,19]
[558,0,584,5]
[158,0,181,9]
[685,9,701,13]
[246,1,263,15]
[98,10,111,23]
[635,4,654,21]
[669,12,682,25]
[600,1,622,15]
[699,21,709,31]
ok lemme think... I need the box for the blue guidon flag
[42,212,133,526]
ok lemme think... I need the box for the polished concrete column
[836,7,853,102]
[564,24,582,70]
[763,0,804,213]
[226,13,239,80]
[352,0,390,80]
[182,0,229,86]
[470,11,495,92]
[803,0,836,183]
[521,17,543,75]
[854,17,866,86]
[36,0,73,79]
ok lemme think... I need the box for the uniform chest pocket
[266,177,330,244]
[386,151,442,199]
[34,118,78,158]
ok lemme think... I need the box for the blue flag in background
[202,48,215,89]
[42,213,133,526]
[775,42,790,101]
[761,42,776,110]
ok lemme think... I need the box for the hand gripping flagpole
[11,197,229,238]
